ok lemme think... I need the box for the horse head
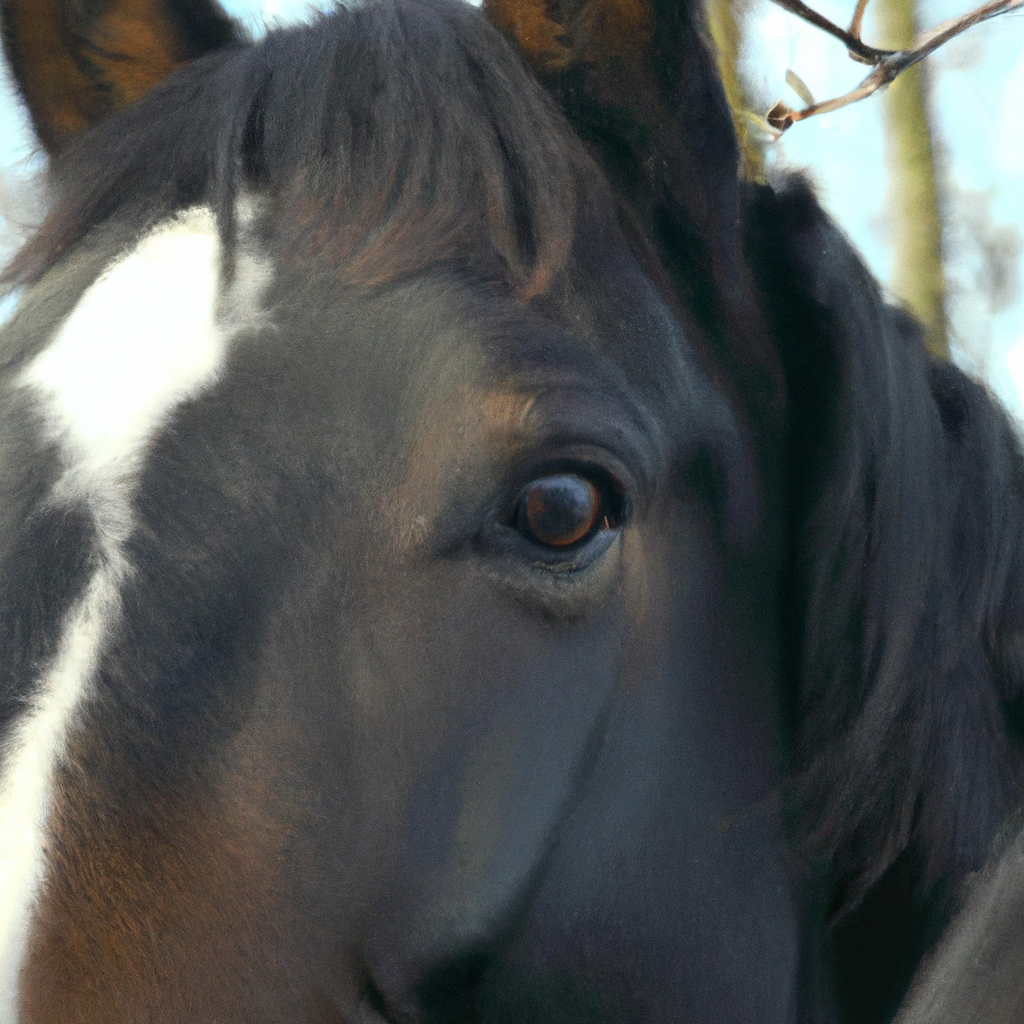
[1,1,1023,1021]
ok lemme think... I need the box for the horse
[1,0,1023,1020]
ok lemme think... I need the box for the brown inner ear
[484,0,653,74]
[1,0,234,153]
[484,0,572,71]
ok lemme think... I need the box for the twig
[847,0,874,61]
[768,0,894,62]
[849,0,872,40]
[765,0,1024,132]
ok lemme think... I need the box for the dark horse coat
[0,0,1022,1021]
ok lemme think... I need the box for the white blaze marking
[0,209,257,1022]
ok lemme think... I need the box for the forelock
[4,0,600,298]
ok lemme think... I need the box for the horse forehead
[17,209,271,456]
[24,213,222,464]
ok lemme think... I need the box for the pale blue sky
[2,0,1022,413]
[743,0,1024,415]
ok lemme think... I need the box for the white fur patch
[0,208,265,1022]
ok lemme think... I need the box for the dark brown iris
[520,474,601,548]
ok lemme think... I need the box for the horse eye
[516,474,606,548]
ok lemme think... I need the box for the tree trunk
[705,0,763,181]
[876,0,948,358]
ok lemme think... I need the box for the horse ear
[0,0,238,154]
[483,0,739,273]
[482,0,781,438]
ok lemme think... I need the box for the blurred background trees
[1,0,1021,409]
[710,0,1021,408]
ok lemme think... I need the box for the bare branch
[847,0,875,61]
[910,0,1023,63]
[766,0,1024,131]
[848,0,872,40]
[767,0,893,61]
[767,69,886,130]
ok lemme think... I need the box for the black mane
[4,0,594,296]
[750,180,1024,1015]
